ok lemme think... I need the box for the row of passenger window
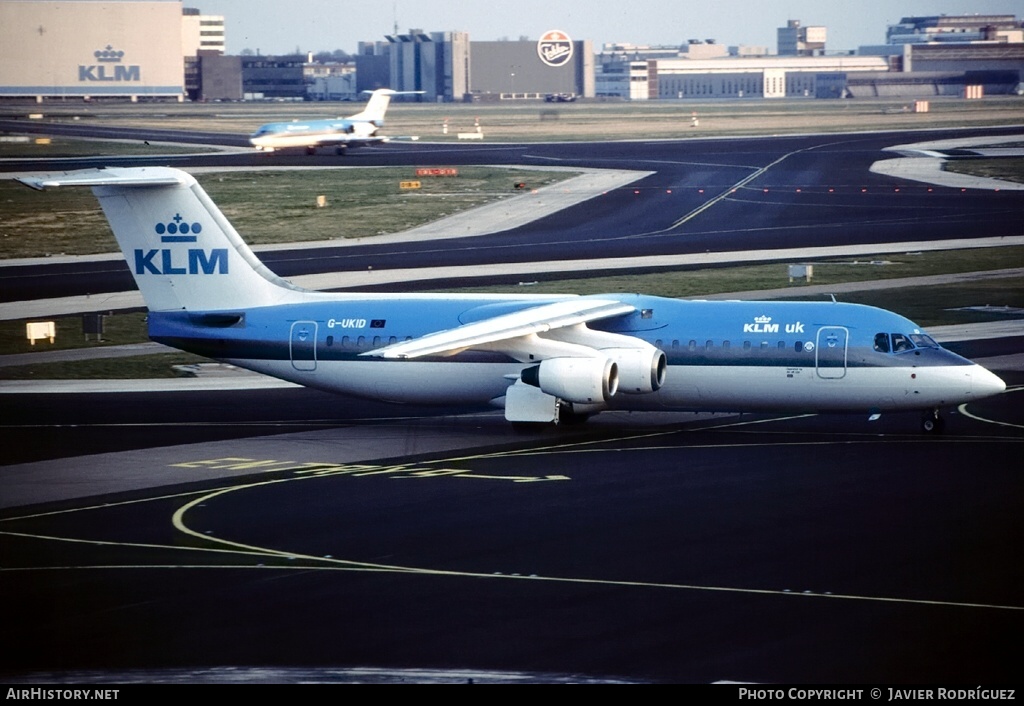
[656,339,809,352]
[325,334,412,349]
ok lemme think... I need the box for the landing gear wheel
[921,410,946,434]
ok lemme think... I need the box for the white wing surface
[362,299,636,359]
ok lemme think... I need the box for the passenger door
[815,326,848,379]
[290,321,318,371]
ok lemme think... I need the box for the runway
[1,123,1023,683]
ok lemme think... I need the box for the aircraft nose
[972,365,1006,398]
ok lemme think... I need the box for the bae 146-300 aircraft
[18,167,1006,431]
[248,88,422,155]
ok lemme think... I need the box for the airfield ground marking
[670,149,809,229]
[501,437,1012,462]
[442,412,1021,463]
[668,136,869,232]
[0,486,239,523]
[0,528,317,564]
[957,385,1024,431]
[170,478,434,573]
[4,525,1022,613]
[430,414,816,467]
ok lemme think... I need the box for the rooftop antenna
[393,1,398,36]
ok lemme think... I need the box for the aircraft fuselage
[249,119,376,151]
[149,295,1001,413]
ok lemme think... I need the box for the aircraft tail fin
[17,167,312,312]
[349,89,423,125]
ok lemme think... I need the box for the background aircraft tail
[348,89,394,125]
[348,89,424,126]
[18,167,312,312]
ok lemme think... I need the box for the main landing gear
[921,409,946,434]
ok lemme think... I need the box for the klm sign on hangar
[0,1,184,100]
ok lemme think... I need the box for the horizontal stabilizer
[359,89,426,96]
[17,167,189,191]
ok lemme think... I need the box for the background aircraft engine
[521,357,619,403]
[604,347,667,394]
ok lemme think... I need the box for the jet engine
[603,347,667,394]
[520,357,619,404]
[537,325,667,396]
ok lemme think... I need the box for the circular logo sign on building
[537,30,574,67]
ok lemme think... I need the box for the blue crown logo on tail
[156,214,203,242]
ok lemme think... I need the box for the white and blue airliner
[18,167,1006,431]
[248,88,421,155]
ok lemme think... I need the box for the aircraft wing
[363,299,636,359]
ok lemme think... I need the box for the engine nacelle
[603,347,667,394]
[521,357,618,404]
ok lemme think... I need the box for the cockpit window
[891,333,914,352]
[877,332,937,353]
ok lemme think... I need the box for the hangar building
[0,0,188,101]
